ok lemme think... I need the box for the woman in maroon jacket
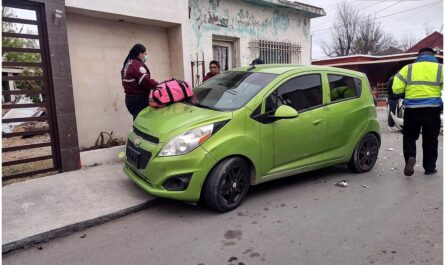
[203,60,221,82]
[121,44,158,120]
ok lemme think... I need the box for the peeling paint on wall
[189,0,313,67]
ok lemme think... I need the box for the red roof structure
[311,32,444,105]
[406,31,443,53]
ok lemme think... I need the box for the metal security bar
[2,0,60,180]
[249,40,301,64]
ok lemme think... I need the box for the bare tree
[321,2,359,57]
[397,34,419,51]
[353,15,397,55]
[321,2,397,57]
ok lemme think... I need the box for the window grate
[249,40,301,64]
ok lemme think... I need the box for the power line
[361,0,387,11]
[372,0,403,14]
[312,1,387,30]
[323,0,346,10]
[311,0,441,35]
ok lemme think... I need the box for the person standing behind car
[386,74,405,131]
[121,44,158,120]
[203,60,221,82]
[392,47,443,176]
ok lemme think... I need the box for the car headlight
[159,124,214,157]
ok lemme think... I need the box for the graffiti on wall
[188,0,312,67]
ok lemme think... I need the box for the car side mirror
[270,105,299,119]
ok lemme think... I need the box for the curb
[2,198,161,254]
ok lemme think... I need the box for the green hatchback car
[124,65,380,212]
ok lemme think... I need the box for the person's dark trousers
[125,94,149,121]
[387,99,398,127]
[403,107,441,172]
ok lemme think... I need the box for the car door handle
[312,119,323,126]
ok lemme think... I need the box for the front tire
[203,157,251,213]
[347,133,380,173]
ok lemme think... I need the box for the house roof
[311,52,444,67]
[243,0,326,18]
[406,31,443,53]
[312,52,419,64]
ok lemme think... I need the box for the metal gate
[2,0,60,180]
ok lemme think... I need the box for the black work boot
[404,157,416,176]
[425,169,438,175]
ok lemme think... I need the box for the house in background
[405,31,443,53]
[189,0,325,85]
[62,0,325,149]
[2,0,325,178]
[312,31,444,105]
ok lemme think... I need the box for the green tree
[2,7,43,103]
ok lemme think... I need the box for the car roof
[231,64,366,77]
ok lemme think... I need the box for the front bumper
[123,136,217,201]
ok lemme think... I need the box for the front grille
[133,126,159,144]
[126,140,151,169]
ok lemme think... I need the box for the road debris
[80,234,87,239]
[335,180,349,187]
[37,245,43,250]
[361,184,370,188]
[386,148,394,151]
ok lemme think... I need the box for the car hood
[134,103,232,143]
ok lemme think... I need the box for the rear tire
[347,133,380,173]
[203,157,250,213]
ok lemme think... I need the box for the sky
[299,0,444,59]
[5,1,443,60]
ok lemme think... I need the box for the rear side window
[328,74,362,103]
[269,74,323,112]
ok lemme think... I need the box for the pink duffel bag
[149,78,193,108]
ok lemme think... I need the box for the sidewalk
[2,162,159,253]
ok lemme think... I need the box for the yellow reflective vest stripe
[392,61,443,99]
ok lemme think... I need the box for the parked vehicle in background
[123,65,381,212]
[388,98,405,131]
[389,98,443,134]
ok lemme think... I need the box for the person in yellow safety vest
[392,47,443,176]
[330,81,355,101]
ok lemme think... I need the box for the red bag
[149,79,193,108]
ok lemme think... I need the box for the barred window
[249,40,301,64]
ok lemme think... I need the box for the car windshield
[190,71,277,111]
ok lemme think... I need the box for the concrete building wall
[65,0,191,83]
[65,0,189,26]
[64,0,192,148]
[189,0,312,71]
[66,14,172,148]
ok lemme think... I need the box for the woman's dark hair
[121,44,146,73]
[209,60,220,68]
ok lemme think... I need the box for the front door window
[263,74,327,169]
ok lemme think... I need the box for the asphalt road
[3,109,443,265]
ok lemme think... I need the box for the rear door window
[328,74,362,103]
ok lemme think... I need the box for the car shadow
[146,164,358,216]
